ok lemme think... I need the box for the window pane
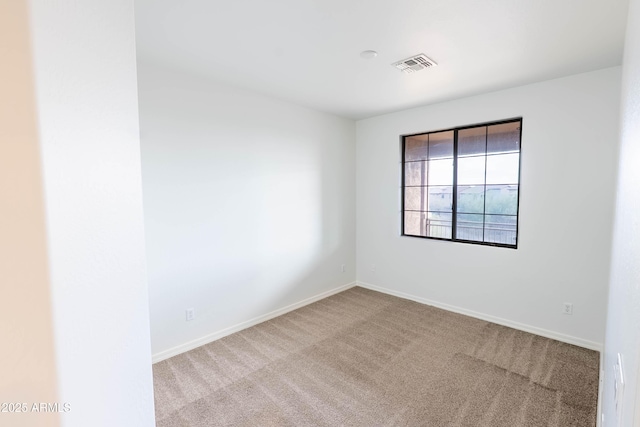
[404,135,429,161]
[484,215,517,245]
[485,185,518,215]
[404,187,427,211]
[457,156,485,185]
[486,153,520,184]
[404,161,427,186]
[456,213,484,241]
[428,159,453,186]
[429,131,454,159]
[404,211,426,236]
[488,122,520,154]
[427,186,453,212]
[457,185,485,214]
[458,126,486,157]
[427,212,452,239]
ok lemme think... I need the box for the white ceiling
[134,0,629,119]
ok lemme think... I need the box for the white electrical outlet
[371,263,376,272]
[341,264,346,272]
[563,302,573,315]
[186,308,195,321]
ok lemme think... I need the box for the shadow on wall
[0,2,60,426]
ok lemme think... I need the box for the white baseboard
[153,279,602,362]
[356,281,603,352]
[152,281,357,363]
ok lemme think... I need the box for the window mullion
[401,137,405,236]
[482,126,488,242]
[452,129,458,241]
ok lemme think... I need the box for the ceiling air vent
[392,54,437,74]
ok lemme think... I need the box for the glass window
[402,119,522,248]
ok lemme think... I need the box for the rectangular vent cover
[393,54,438,73]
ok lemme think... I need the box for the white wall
[137,61,356,359]
[356,67,621,348]
[28,1,155,426]
[603,0,640,423]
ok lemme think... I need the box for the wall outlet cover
[563,302,573,315]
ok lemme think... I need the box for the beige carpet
[153,287,599,426]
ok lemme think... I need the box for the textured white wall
[356,67,621,348]
[137,61,356,358]
[28,1,155,426]
[603,0,640,423]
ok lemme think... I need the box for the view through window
[402,118,522,248]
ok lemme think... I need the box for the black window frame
[401,118,523,249]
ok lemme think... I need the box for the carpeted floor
[153,287,600,426]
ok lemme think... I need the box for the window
[401,118,522,248]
